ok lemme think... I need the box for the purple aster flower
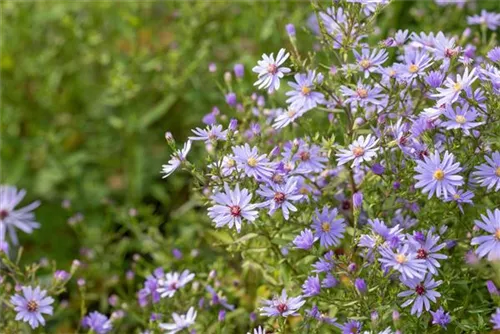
[322,273,339,288]
[157,270,195,298]
[407,231,447,275]
[441,103,482,135]
[430,307,451,329]
[371,163,385,175]
[425,70,445,88]
[11,286,54,329]
[286,23,296,37]
[312,206,345,248]
[472,151,500,192]
[340,320,362,334]
[432,67,477,106]
[395,48,433,79]
[354,48,388,78]
[252,49,291,93]
[234,64,244,78]
[82,311,112,334]
[487,280,499,296]
[286,70,325,110]
[232,144,273,180]
[159,307,197,334]
[471,209,500,261]
[488,47,500,62]
[205,285,235,311]
[282,139,328,174]
[260,289,305,318]
[491,308,500,330]
[225,92,237,107]
[432,32,460,61]
[319,7,350,49]
[379,244,427,280]
[414,150,463,199]
[189,124,228,143]
[467,10,500,30]
[161,140,192,178]
[336,134,379,168]
[273,107,308,129]
[398,275,442,317]
[257,177,303,220]
[359,218,404,252]
[208,183,260,233]
[293,228,317,250]
[0,186,40,245]
[354,278,367,294]
[302,275,321,297]
[443,188,474,212]
[313,250,335,273]
[340,82,385,108]
[54,270,70,281]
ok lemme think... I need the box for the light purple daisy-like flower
[492,308,500,330]
[430,307,451,329]
[410,31,437,50]
[359,219,404,253]
[443,188,474,212]
[293,228,317,250]
[432,32,460,62]
[302,275,321,297]
[10,286,54,329]
[283,139,328,174]
[248,326,266,334]
[488,47,500,62]
[273,107,308,129]
[395,48,433,79]
[286,70,325,110]
[252,49,291,93]
[189,124,228,143]
[398,275,442,317]
[159,307,197,334]
[336,135,379,168]
[379,243,427,280]
[340,320,362,334]
[319,7,349,49]
[232,144,273,180]
[157,270,195,298]
[354,48,388,78]
[467,10,500,30]
[472,151,500,192]
[432,67,477,106]
[394,29,409,46]
[161,140,192,178]
[0,185,40,245]
[138,267,164,307]
[260,289,305,318]
[408,231,447,275]
[207,184,260,233]
[313,250,335,273]
[82,311,112,334]
[340,82,385,108]
[257,177,303,220]
[312,206,345,248]
[441,103,482,135]
[471,209,500,261]
[414,150,463,199]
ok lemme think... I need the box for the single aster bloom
[302,275,321,297]
[293,228,317,250]
[467,10,500,30]
[488,46,500,62]
[340,320,362,334]
[159,307,197,334]
[430,307,451,329]
[157,270,195,298]
[10,286,54,329]
[252,48,291,93]
[353,48,388,78]
[257,177,303,220]
[398,275,442,317]
[82,311,113,334]
[161,140,192,178]
[407,231,447,275]
[336,134,379,168]
[188,124,228,143]
[285,70,325,111]
[471,209,500,261]
[232,144,273,180]
[207,183,260,233]
[432,32,460,62]
[311,206,345,248]
[414,150,463,199]
[443,188,474,212]
[282,139,328,174]
[492,308,500,330]
[340,82,385,108]
[472,151,500,192]
[312,250,335,273]
[260,289,305,318]
[0,185,40,245]
[432,67,477,106]
[441,103,482,135]
[395,48,433,79]
[379,243,427,280]
[273,107,308,129]
[138,267,164,307]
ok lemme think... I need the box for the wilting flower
[157,270,195,298]
[252,49,291,93]
[82,311,112,334]
[472,151,500,192]
[471,209,500,261]
[161,141,192,178]
[159,307,197,334]
[208,183,260,233]
[11,286,54,329]
[0,185,40,245]
[398,275,442,316]
[260,289,305,317]
[379,244,427,280]
[257,177,303,220]
[337,135,379,168]
[414,150,463,199]
[285,70,325,110]
[312,206,345,247]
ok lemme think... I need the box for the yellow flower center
[389,69,396,77]
[226,159,235,167]
[453,193,460,200]
[247,157,258,167]
[287,109,296,118]
[453,82,462,92]
[455,115,466,124]
[396,254,407,264]
[433,169,445,181]
[496,167,500,177]
[353,146,365,157]
[301,86,311,95]
[299,187,309,195]
[356,88,368,99]
[496,229,500,240]
[360,59,371,69]
[321,222,330,232]
[408,64,419,73]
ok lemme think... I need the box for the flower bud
[286,23,296,37]
[233,64,244,78]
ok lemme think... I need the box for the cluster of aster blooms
[159,0,500,333]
